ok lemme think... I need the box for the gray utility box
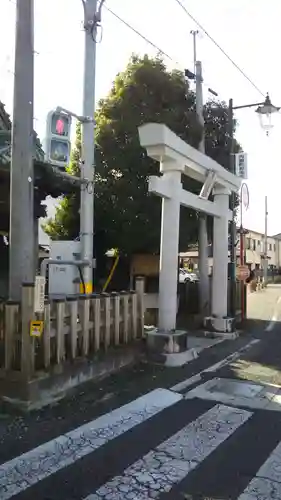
[49,240,81,297]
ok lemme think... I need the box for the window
[257,240,260,246]
[246,238,251,250]
[274,244,276,252]
[253,240,256,251]
[269,243,272,251]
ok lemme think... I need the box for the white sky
[1,0,281,244]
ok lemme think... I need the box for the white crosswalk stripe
[84,404,252,500]
[238,440,281,500]
[1,387,281,499]
[0,389,182,500]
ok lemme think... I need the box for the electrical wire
[104,5,221,99]
[174,0,265,97]
[104,5,179,65]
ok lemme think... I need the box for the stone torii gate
[138,123,241,334]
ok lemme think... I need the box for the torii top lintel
[138,123,241,193]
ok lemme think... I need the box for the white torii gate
[138,123,241,332]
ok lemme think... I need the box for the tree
[43,54,239,258]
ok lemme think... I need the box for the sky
[1,0,281,244]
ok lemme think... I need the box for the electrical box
[48,240,81,298]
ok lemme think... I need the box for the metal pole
[228,98,236,317]
[80,0,99,294]
[240,194,244,321]
[9,0,35,300]
[190,30,199,75]
[264,195,268,285]
[195,61,209,316]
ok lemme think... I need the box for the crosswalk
[1,387,281,499]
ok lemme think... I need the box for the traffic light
[44,110,72,168]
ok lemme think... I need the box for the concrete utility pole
[190,30,199,75]
[191,32,209,316]
[80,0,101,293]
[9,0,35,300]
[264,195,268,285]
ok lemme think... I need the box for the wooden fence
[0,283,144,379]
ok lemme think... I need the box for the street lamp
[256,93,280,134]
[229,93,280,317]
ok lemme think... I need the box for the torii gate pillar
[158,167,182,331]
[212,188,229,318]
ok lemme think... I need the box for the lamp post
[239,182,249,321]
[229,93,280,317]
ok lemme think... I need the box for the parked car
[179,268,199,283]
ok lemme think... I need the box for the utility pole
[264,195,268,285]
[228,99,236,317]
[80,0,101,293]
[190,30,199,75]
[9,0,35,300]
[191,31,209,316]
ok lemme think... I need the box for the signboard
[240,182,249,210]
[235,152,248,179]
[236,265,250,281]
[34,276,46,313]
[30,320,44,337]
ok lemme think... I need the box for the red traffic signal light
[51,113,70,137]
[55,118,65,135]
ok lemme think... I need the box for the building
[180,228,281,274]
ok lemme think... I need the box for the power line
[174,0,265,98]
[104,5,220,98]
[104,5,179,65]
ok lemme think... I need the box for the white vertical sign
[235,152,248,179]
[34,276,46,313]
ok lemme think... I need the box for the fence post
[92,293,101,352]
[54,299,65,364]
[43,299,51,368]
[68,296,78,359]
[79,295,90,356]
[21,283,35,378]
[4,300,19,370]
[135,276,145,337]
[120,292,129,343]
[101,293,111,350]
[111,292,120,345]
[130,291,138,340]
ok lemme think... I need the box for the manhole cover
[209,378,264,399]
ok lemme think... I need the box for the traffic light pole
[228,98,237,317]
[9,0,35,300]
[80,0,100,293]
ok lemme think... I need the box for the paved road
[1,286,281,499]
[247,283,281,323]
[1,382,281,500]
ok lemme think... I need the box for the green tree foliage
[43,54,239,257]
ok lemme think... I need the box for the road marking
[238,440,281,499]
[0,388,182,500]
[170,339,260,393]
[85,404,252,500]
[265,295,281,332]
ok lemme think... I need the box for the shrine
[138,123,241,334]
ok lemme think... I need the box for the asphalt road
[1,286,281,499]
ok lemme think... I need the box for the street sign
[34,276,46,313]
[236,265,250,281]
[235,152,248,179]
[30,320,44,337]
[240,182,249,210]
